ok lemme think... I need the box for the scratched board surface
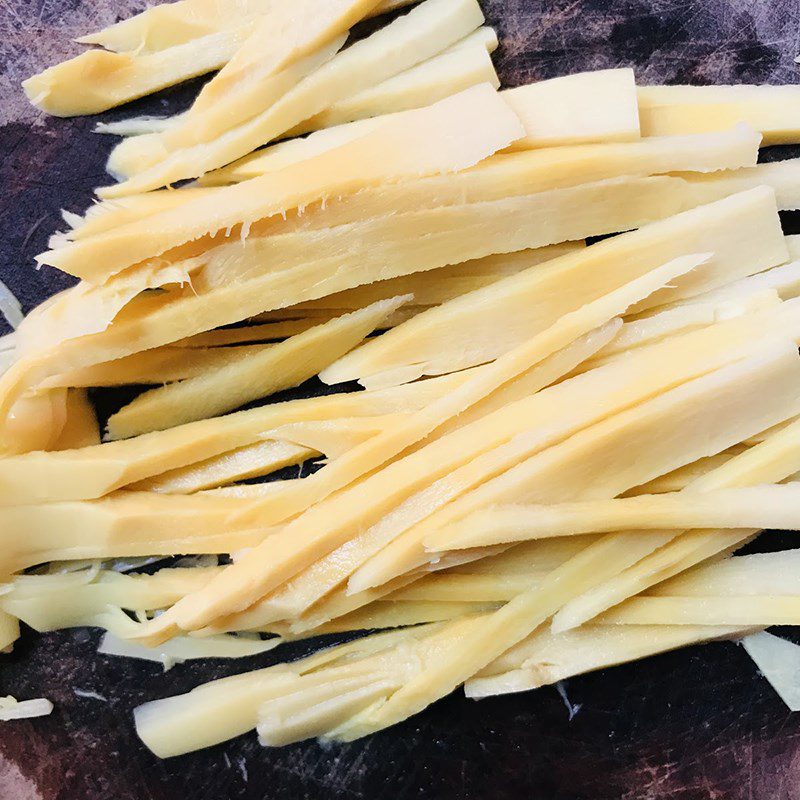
[2,1,800,798]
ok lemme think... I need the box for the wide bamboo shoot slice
[674,159,800,211]
[45,344,276,388]
[131,441,317,494]
[639,84,800,144]
[321,187,785,386]
[503,69,640,149]
[22,24,259,116]
[326,344,800,742]
[0,374,469,505]
[209,124,760,218]
[106,296,408,438]
[138,255,703,641]
[45,84,521,279]
[101,0,488,194]
[464,624,747,698]
[432,485,800,548]
[0,492,271,574]
[598,596,800,627]
[285,34,499,136]
[552,414,800,633]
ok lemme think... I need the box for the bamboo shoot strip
[639,84,800,145]
[552,413,800,633]
[43,84,521,281]
[328,345,800,741]
[137,254,702,642]
[0,492,272,574]
[284,31,500,137]
[320,187,786,387]
[428,485,800,549]
[464,624,748,699]
[0,374,470,506]
[106,296,408,438]
[102,0,488,194]
[503,69,641,149]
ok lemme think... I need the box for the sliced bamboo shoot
[0,492,270,574]
[639,84,800,144]
[106,296,408,438]
[51,389,100,450]
[431,485,800,548]
[286,34,499,136]
[503,69,640,149]
[464,624,747,698]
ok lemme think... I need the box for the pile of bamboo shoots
[5,0,800,753]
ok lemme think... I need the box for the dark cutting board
[3,2,800,798]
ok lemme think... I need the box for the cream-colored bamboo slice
[102,0,487,194]
[428,485,800,549]
[584,290,781,367]
[285,32,499,137]
[503,68,640,149]
[137,255,708,641]
[61,189,213,242]
[134,413,404,493]
[51,389,100,450]
[348,323,800,593]
[257,245,584,316]
[674,159,800,211]
[106,296,407,438]
[0,612,20,652]
[0,492,274,575]
[464,624,748,698]
[325,344,800,742]
[1,388,69,455]
[22,23,259,116]
[192,117,388,186]
[98,631,280,667]
[639,84,800,144]
[45,344,275,388]
[134,625,436,758]
[131,441,316,494]
[77,0,273,52]
[0,373,469,506]
[598,596,800,626]
[320,187,785,387]
[1,567,219,632]
[176,320,354,347]
[79,0,413,54]
[647,550,800,597]
[552,414,800,633]
[208,124,760,215]
[626,448,747,495]
[45,85,519,280]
